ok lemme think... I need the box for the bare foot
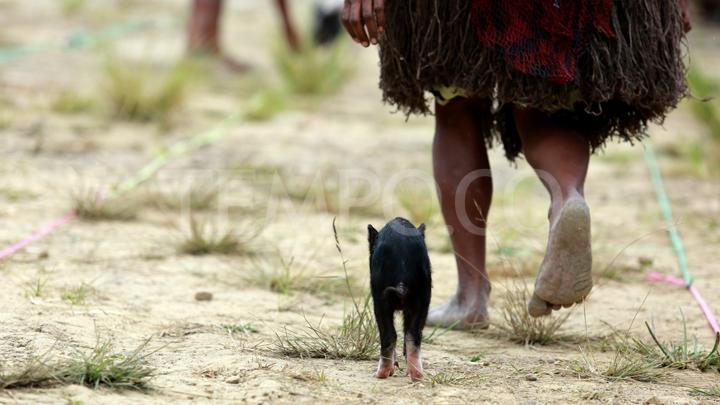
[375,352,397,379]
[426,288,490,330]
[528,197,592,317]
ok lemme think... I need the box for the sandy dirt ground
[0,1,719,404]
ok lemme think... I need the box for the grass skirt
[378,0,688,160]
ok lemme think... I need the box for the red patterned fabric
[472,0,615,84]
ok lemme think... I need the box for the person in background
[186,0,300,69]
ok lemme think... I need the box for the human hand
[341,0,385,47]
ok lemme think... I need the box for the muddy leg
[374,302,397,378]
[403,306,427,382]
[428,98,492,329]
[513,107,593,317]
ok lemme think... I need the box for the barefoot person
[187,0,301,63]
[342,0,689,327]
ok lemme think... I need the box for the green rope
[0,19,156,64]
[642,141,693,287]
[113,111,243,195]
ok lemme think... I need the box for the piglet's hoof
[375,364,395,379]
[407,367,423,382]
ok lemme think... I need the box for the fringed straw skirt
[378,0,688,161]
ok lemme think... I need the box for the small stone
[225,375,241,384]
[525,374,538,381]
[482,361,490,367]
[643,397,663,405]
[195,292,213,301]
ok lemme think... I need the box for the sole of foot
[528,198,592,317]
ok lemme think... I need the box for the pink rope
[648,272,720,334]
[0,210,77,260]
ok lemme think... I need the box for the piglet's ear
[367,224,379,253]
[418,223,426,237]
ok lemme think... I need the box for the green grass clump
[494,284,570,345]
[179,215,257,256]
[427,371,468,386]
[0,338,156,390]
[274,38,353,96]
[51,91,96,114]
[103,58,196,126]
[692,385,720,398]
[61,283,94,305]
[273,219,378,360]
[26,277,49,298]
[221,323,258,336]
[72,188,138,222]
[243,88,287,122]
[274,295,378,360]
[572,343,665,383]
[249,255,360,297]
[642,320,719,372]
[66,338,155,389]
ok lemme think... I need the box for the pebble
[482,361,490,367]
[195,291,213,301]
[225,375,241,384]
[524,374,538,381]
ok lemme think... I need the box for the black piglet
[368,217,432,382]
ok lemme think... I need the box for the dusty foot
[405,341,423,382]
[407,359,423,382]
[426,289,490,330]
[528,198,593,317]
[375,352,397,379]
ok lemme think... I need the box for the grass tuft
[61,283,94,305]
[692,385,720,398]
[178,215,257,256]
[72,188,138,222]
[643,319,720,371]
[494,284,570,345]
[273,37,353,96]
[273,219,378,360]
[66,338,155,390]
[51,91,96,115]
[103,58,196,127]
[427,371,468,386]
[221,323,258,336]
[291,369,328,383]
[249,254,360,297]
[243,88,287,122]
[572,343,665,383]
[274,295,378,360]
[25,276,49,298]
[0,338,156,390]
